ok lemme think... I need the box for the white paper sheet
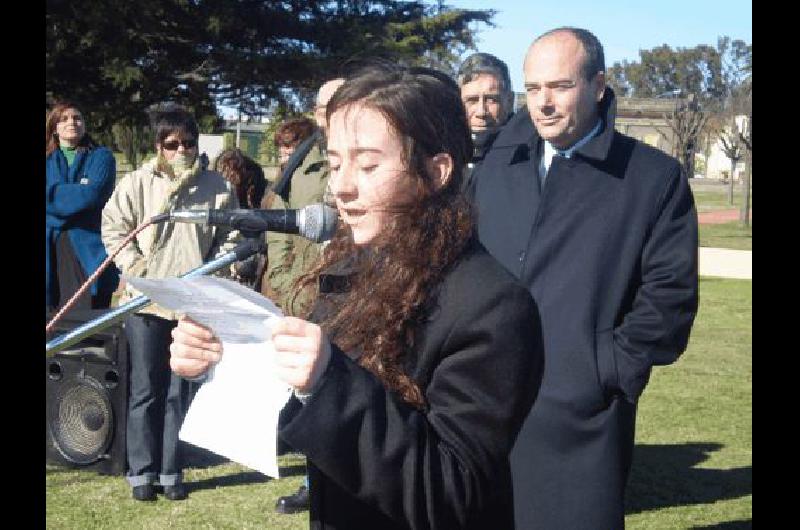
[125,275,292,477]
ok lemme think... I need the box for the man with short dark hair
[457,52,514,136]
[471,27,698,528]
[457,53,514,189]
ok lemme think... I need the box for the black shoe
[163,484,188,501]
[275,485,309,514]
[132,484,157,502]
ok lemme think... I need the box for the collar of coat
[48,145,95,181]
[317,254,360,295]
[273,129,324,201]
[141,154,204,216]
[493,86,618,166]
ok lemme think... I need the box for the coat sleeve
[598,165,699,403]
[278,284,543,529]
[46,148,116,219]
[265,149,330,311]
[264,193,302,310]
[100,173,147,276]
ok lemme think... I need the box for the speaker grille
[48,374,114,465]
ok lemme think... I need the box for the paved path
[699,247,752,280]
[695,208,752,279]
[698,209,752,225]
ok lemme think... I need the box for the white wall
[699,115,749,180]
[199,134,225,166]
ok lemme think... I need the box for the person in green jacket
[264,78,345,316]
[264,77,344,515]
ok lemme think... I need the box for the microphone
[166,203,338,243]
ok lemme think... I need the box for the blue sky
[449,0,753,93]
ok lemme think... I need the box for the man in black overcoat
[470,27,699,529]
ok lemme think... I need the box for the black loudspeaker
[46,310,128,475]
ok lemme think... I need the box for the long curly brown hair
[274,116,316,149]
[214,148,268,209]
[292,63,475,409]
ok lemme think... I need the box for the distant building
[199,134,225,166]
[219,120,271,163]
[614,97,680,157]
[513,92,527,113]
[212,120,283,183]
[698,115,749,181]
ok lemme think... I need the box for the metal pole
[236,108,241,148]
[740,114,752,227]
[46,238,264,356]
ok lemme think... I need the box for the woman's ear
[427,153,454,190]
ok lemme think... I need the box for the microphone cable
[45,213,170,335]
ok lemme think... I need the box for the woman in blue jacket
[46,101,119,312]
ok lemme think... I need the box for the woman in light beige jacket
[101,104,239,502]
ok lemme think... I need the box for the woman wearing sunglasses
[101,104,240,502]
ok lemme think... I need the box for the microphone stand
[46,236,266,356]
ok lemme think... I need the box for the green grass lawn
[699,222,753,251]
[692,189,752,214]
[692,184,753,251]
[46,278,752,529]
[47,453,310,529]
[626,278,752,529]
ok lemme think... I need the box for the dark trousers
[124,313,187,487]
[51,232,113,312]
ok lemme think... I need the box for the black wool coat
[278,240,544,530]
[471,88,699,529]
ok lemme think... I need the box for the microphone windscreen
[300,204,338,243]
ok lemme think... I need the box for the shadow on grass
[181,440,308,492]
[278,463,308,477]
[625,443,751,515]
[186,464,307,493]
[181,442,229,469]
[45,465,76,475]
[187,470,272,492]
[690,520,752,529]
[45,464,112,487]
